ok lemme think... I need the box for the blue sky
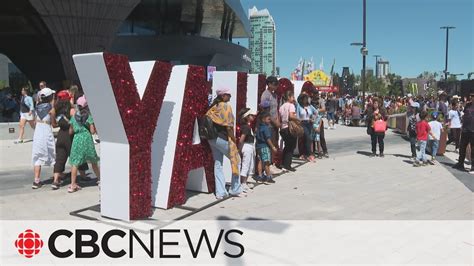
[239,0,473,78]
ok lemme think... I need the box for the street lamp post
[440,26,455,81]
[362,0,367,103]
[350,0,368,103]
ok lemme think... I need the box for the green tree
[385,73,403,96]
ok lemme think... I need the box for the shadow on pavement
[392,154,413,159]
[356,151,373,157]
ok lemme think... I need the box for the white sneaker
[13,139,23,144]
[241,183,251,193]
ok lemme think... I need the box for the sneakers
[413,161,422,167]
[51,182,60,190]
[270,165,283,175]
[264,175,276,184]
[369,153,376,158]
[469,167,474,174]
[252,175,264,183]
[241,183,251,193]
[452,163,466,171]
[32,181,43,189]
[323,153,329,158]
[379,153,385,158]
[14,139,24,144]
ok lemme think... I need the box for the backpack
[198,116,218,140]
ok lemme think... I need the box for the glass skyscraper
[249,6,276,76]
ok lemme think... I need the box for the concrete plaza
[0,124,472,221]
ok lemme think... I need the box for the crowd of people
[11,81,100,192]
[6,77,474,199]
[363,90,474,172]
[205,77,345,199]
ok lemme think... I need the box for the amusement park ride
[290,57,339,93]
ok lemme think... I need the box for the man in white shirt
[447,101,462,152]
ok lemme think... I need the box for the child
[428,112,443,164]
[344,103,352,126]
[372,114,387,157]
[52,90,72,189]
[68,96,100,193]
[312,103,323,159]
[238,108,256,193]
[31,88,56,189]
[254,111,277,184]
[414,111,437,167]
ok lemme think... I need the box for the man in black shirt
[453,91,474,173]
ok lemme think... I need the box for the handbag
[289,119,304,137]
[198,116,218,140]
[374,120,387,133]
[287,104,304,137]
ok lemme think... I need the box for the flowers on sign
[167,65,215,208]
[104,53,172,219]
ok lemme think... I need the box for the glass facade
[249,7,275,76]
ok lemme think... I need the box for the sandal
[68,185,82,193]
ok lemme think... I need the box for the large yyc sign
[73,53,276,221]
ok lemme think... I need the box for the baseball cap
[39,87,55,97]
[242,109,256,118]
[77,95,88,107]
[407,93,413,98]
[216,87,231,96]
[57,90,71,100]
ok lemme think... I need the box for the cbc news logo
[14,229,44,258]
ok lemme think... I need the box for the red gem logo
[14,229,44,258]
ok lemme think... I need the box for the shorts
[257,146,272,163]
[240,143,255,177]
[327,112,335,121]
[312,132,320,142]
[20,112,34,121]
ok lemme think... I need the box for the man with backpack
[407,102,420,160]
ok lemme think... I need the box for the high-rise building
[378,60,390,78]
[249,6,276,76]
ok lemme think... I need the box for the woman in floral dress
[68,96,100,193]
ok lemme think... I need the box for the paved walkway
[0,124,472,221]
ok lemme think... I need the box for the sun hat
[216,88,231,96]
[76,95,88,107]
[39,87,55,97]
[242,109,256,118]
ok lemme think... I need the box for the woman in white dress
[32,88,56,189]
